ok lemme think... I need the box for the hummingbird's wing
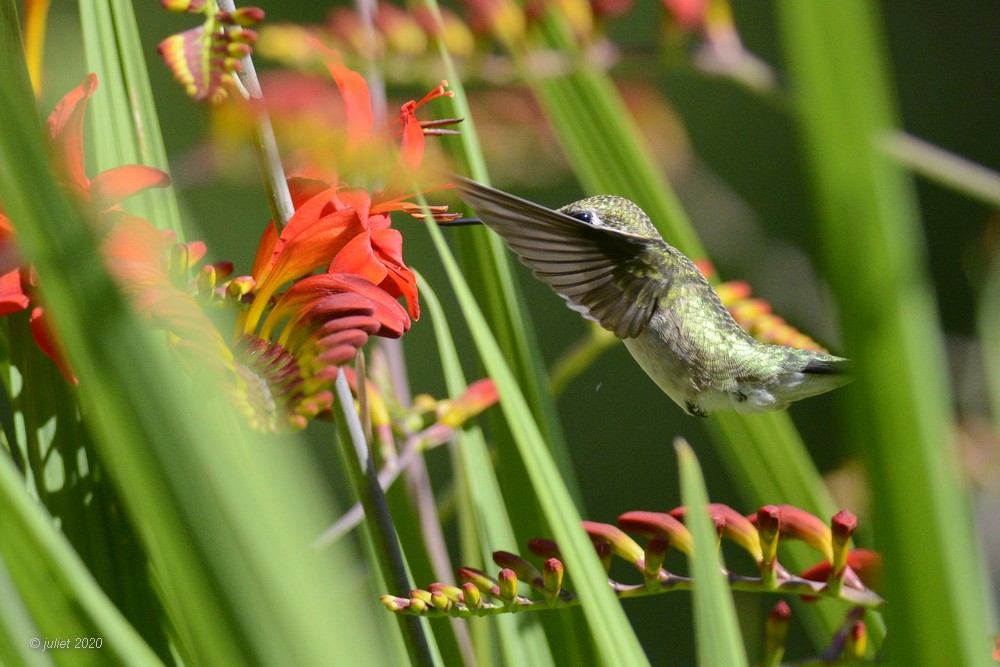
[453,176,673,339]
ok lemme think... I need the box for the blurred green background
[36,1,999,662]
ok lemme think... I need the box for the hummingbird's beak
[436,216,483,227]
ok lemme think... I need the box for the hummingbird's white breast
[622,312,781,417]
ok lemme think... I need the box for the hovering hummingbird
[451,176,851,417]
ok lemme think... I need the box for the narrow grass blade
[676,438,749,667]
[419,273,556,667]
[778,3,997,665]
[423,213,648,667]
[78,0,184,234]
[0,454,161,665]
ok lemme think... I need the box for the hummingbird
[451,176,851,417]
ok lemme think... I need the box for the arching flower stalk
[381,504,882,618]
[158,0,265,103]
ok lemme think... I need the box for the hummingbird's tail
[800,355,853,376]
[753,352,852,412]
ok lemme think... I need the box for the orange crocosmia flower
[327,187,420,320]
[0,75,172,381]
[325,59,374,150]
[46,74,171,211]
[102,211,235,367]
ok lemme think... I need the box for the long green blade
[79,0,184,234]
[777,3,996,665]
[423,216,648,666]
[0,454,161,666]
[0,13,389,663]
[676,438,749,667]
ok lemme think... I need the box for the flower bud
[642,534,669,586]
[582,520,644,566]
[493,550,541,587]
[542,558,564,602]
[498,568,518,605]
[619,510,694,555]
[462,582,482,611]
[763,600,791,667]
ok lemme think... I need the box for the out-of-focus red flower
[4,57,460,431]
[0,76,171,381]
[46,74,170,212]
[662,0,707,31]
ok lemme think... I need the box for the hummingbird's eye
[569,210,595,224]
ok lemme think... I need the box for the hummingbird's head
[558,195,660,239]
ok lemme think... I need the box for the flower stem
[333,368,438,667]
[217,0,293,232]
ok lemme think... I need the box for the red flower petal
[0,270,30,316]
[29,306,76,384]
[336,189,375,227]
[250,186,362,308]
[265,272,410,340]
[244,206,364,336]
[328,231,388,286]
[288,176,336,209]
[250,220,278,280]
[90,165,171,210]
[371,228,419,319]
[263,209,361,293]
[398,101,425,172]
[46,74,98,197]
[324,59,374,148]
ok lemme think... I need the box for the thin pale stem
[388,570,883,619]
[333,368,437,667]
[217,0,293,232]
[882,131,1000,208]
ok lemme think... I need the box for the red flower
[46,74,170,212]
[212,57,459,429]
[0,75,171,381]
[3,59,459,432]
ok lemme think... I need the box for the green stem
[778,3,996,664]
[332,370,438,667]
[882,131,1000,208]
[218,0,294,231]
[389,569,882,619]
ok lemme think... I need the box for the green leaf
[676,439,749,667]
[79,0,184,235]
[0,454,161,666]
[0,16,389,664]
[777,3,996,665]
[422,212,649,666]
